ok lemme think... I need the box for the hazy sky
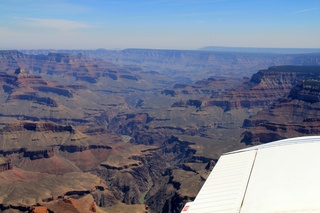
[1,0,319,50]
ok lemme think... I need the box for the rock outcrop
[205,66,320,111]
[0,70,72,108]
[242,77,320,145]
[0,121,128,211]
[0,158,12,172]
[108,113,153,136]
[3,50,320,212]
[169,66,320,111]
[0,67,131,127]
[0,169,109,212]
[0,121,116,170]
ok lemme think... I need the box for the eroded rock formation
[1,50,320,212]
[0,158,12,172]
[242,77,320,145]
[202,66,320,111]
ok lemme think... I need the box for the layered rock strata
[242,77,320,145]
[172,66,320,111]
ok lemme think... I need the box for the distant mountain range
[199,46,320,54]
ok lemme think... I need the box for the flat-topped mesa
[104,69,142,81]
[33,86,73,97]
[23,148,54,160]
[3,121,75,133]
[8,94,59,107]
[172,99,203,108]
[164,77,242,98]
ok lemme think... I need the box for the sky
[0,0,320,50]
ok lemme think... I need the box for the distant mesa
[3,121,76,133]
[199,46,320,54]
[166,77,242,100]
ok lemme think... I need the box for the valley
[1,49,320,212]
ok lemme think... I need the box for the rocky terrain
[205,66,320,110]
[166,66,320,112]
[105,65,320,212]
[0,67,126,128]
[1,49,320,212]
[161,77,245,100]
[0,121,111,212]
[242,77,320,145]
[21,49,320,82]
[1,50,174,91]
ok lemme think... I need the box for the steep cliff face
[242,78,320,145]
[90,133,209,213]
[288,78,320,103]
[92,145,166,205]
[107,108,228,212]
[143,136,216,213]
[107,111,211,147]
[205,66,320,111]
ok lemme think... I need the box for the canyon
[0,49,320,212]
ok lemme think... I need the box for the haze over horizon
[1,0,319,50]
